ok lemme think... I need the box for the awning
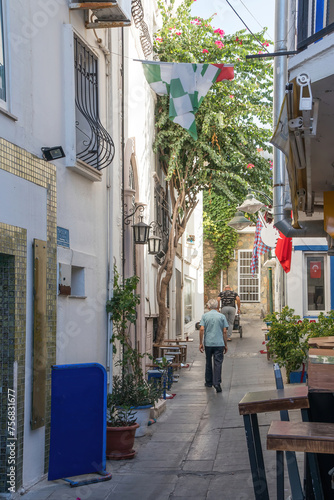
[271,73,318,228]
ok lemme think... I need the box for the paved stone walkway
[18,316,303,500]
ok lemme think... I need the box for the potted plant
[264,307,309,383]
[108,373,161,438]
[106,402,139,460]
[106,265,163,448]
[265,307,334,383]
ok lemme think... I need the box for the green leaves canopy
[153,0,273,276]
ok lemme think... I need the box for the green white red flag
[142,62,234,140]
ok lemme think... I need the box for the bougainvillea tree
[153,0,273,342]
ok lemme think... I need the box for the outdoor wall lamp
[124,204,150,244]
[147,222,162,255]
[41,146,66,162]
[227,211,251,230]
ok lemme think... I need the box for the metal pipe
[273,0,288,233]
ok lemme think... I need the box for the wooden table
[238,386,310,500]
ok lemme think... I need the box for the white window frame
[238,249,260,302]
[303,252,330,316]
[184,277,194,324]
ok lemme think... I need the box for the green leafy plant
[106,403,137,427]
[106,265,162,416]
[109,374,161,409]
[151,0,273,340]
[264,307,309,380]
[264,307,334,381]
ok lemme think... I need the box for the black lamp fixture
[148,222,162,255]
[133,215,151,244]
[124,204,150,245]
[41,146,66,162]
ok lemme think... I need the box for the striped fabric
[250,216,271,276]
[142,62,234,140]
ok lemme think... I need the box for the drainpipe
[106,29,113,391]
[273,0,288,234]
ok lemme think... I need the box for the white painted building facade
[0,0,204,493]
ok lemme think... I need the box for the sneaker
[227,338,232,341]
[214,384,222,393]
[204,383,212,387]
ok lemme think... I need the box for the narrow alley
[21,316,301,500]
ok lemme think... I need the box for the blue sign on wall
[57,226,70,248]
[48,363,107,481]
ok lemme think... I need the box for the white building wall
[0,0,112,488]
[286,237,328,317]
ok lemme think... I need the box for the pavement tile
[19,318,297,500]
[182,460,214,472]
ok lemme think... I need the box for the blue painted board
[48,363,107,480]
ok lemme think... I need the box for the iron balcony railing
[297,0,334,50]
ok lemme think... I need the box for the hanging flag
[142,61,234,140]
[250,216,272,276]
[275,231,292,273]
[310,261,321,278]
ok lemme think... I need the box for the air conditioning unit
[70,1,131,27]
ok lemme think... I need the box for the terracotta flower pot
[106,423,139,460]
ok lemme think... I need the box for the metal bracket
[297,73,312,111]
[289,117,303,130]
[123,204,145,225]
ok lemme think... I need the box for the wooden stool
[267,420,334,500]
[238,386,310,500]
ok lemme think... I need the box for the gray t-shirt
[199,310,228,347]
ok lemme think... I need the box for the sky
[191,0,275,41]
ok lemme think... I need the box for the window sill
[0,107,18,121]
[69,295,87,299]
[67,159,103,182]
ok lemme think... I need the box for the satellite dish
[261,224,280,248]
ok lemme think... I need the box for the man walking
[218,285,241,341]
[199,299,228,393]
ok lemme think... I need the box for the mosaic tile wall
[0,138,57,489]
[0,227,26,493]
[0,253,16,493]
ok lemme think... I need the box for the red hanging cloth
[275,231,292,273]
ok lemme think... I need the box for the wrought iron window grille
[74,34,114,170]
[154,183,170,264]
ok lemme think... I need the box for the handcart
[232,313,242,338]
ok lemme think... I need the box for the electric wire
[225,0,270,53]
[239,0,273,40]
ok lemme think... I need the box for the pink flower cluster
[215,40,224,49]
[202,49,209,54]
[262,41,270,47]
[214,28,225,37]
[190,18,201,25]
[156,37,163,43]
[247,163,255,169]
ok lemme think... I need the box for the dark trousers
[205,346,224,386]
